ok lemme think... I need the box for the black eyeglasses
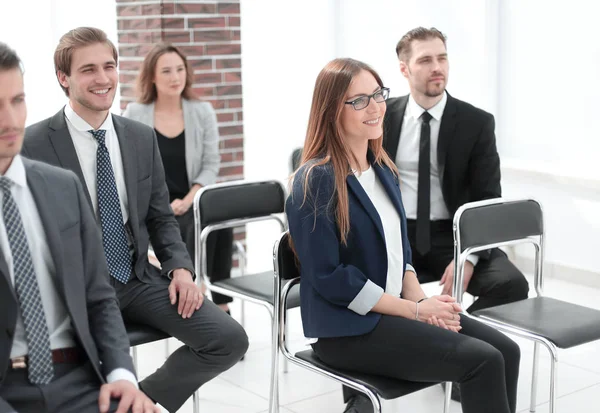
[344,87,390,110]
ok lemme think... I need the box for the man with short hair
[22,27,248,412]
[0,42,158,413]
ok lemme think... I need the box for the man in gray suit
[0,43,158,413]
[22,28,248,412]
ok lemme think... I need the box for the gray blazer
[22,110,195,284]
[0,159,134,411]
[123,99,221,187]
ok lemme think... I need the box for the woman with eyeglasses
[286,58,519,413]
[123,43,234,314]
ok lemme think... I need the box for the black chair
[273,232,450,413]
[192,180,300,413]
[451,198,600,413]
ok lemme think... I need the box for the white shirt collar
[64,103,115,133]
[1,155,27,188]
[406,91,448,122]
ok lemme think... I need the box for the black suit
[383,93,529,313]
[22,110,248,412]
[0,158,135,413]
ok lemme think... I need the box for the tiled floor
[133,273,600,412]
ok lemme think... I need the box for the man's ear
[399,60,409,79]
[57,71,69,89]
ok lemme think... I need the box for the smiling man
[22,27,248,412]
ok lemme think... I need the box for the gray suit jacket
[0,159,134,412]
[22,109,195,284]
[123,99,221,187]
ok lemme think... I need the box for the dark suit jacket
[286,153,413,339]
[383,92,501,216]
[22,109,194,284]
[0,159,134,412]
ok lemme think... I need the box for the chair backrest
[290,147,303,173]
[454,198,543,253]
[453,198,544,300]
[273,231,300,282]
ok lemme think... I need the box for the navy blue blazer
[286,153,413,338]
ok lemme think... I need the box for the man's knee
[213,318,249,364]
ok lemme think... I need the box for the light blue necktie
[90,129,132,284]
[0,177,54,384]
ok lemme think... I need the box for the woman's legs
[313,315,519,413]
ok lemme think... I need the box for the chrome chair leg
[443,381,452,412]
[193,389,200,413]
[365,389,382,413]
[164,339,170,360]
[282,320,289,374]
[131,346,138,371]
[269,308,280,413]
[530,342,539,412]
[548,345,558,413]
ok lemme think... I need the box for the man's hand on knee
[169,268,204,318]
[99,380,160,413]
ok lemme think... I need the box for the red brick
[227,98,243,109]
[194,72,221,84]
[219,125,243,136]
[162,30,191,43]
[219,165,244,176]
[231,30,241,41]
[118,31,162,44]
[176,45,206,57]
[160,2,176,15]
[119,44,155,58]
[120,85,136,98]
[116,0,151,2]
[235,111,243,121]
[218,3,240,14]
[223,71,241,83]
[228,16,241,27]
[119,72,138,84]
[188,17,227,29]
[140,4,162,15]
[192,86,216,97]
[217,113,235,123]
[217,85,242,96]
[206,43,241,55]
[176,3,216,14]
[204,99,226,109]
[163,18,185,29]
[193,30,231,42]
[118,18,161,31]
[216,58,241,69]
[116,5,141,17]
[189,58,213,70]
[220,138,243,149]
[118,60,142,71]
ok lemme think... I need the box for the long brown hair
[136,43,196,104]
[295,58,398,245]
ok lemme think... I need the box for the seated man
[22,27,249,412]
[0,42,158,413]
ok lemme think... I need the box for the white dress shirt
[395,92,478,266]
[64,104,129,222]
[0,155,136,387]
[355,167,404,297]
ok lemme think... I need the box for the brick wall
[116,0,244,183]
[115,0,246,255]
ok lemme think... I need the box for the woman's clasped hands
[417,295,463,333]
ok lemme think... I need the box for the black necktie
[416,111,432,255]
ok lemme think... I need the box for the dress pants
[111,275,249,412]
[0,360,124,413]
[407,219,530,313]
[175,208,234,305]
[322,315,520,413]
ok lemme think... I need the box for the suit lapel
[23,161,68,300]
[347,174,385,243]
[112,115,140,246]
[437,92,458,184]
[48,110,94,208]
[383,95,409,159]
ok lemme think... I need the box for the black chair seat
[126,323,170,347]
[213,271,301,308]
[473,296,600,349]
[295,350,439,399]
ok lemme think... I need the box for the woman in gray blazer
[123,43,234,313]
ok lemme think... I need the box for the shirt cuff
[106,368,138,389]
[347,279,384,316]
[466,254,480,267]
[406,264,416,275]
